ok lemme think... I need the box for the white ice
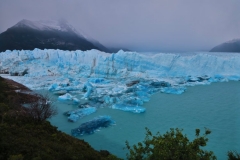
[1,49,240,113]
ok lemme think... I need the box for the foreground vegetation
[0,76,119,160]
[126,128,217,160]
[125,127,240,160]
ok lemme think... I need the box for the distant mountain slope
[0,19,110,52]
[210,39,240,52]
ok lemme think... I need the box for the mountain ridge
[0,19,110,52]
[210,38,240,53]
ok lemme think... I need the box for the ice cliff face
[1,49,240,79]
[1,49,240,115]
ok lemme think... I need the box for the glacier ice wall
[1,49,240,79]
[1,49,240,114]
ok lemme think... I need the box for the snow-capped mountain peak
[13,19,87,39]
[0,19,110,52]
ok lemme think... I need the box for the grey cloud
[0,0,240,52]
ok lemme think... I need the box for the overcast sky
[0,0,240,52]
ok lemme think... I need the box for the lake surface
[48,81,240,160]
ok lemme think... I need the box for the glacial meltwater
[47,81,240,160]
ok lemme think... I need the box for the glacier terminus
[1,49,240,110]
[1,49,240,134]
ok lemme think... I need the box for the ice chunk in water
[124,97,144,106]
[73,97,80,104]
[112,104,146,113]
[71,116,115,136]
[82,81,93,99]
[48,83,58,91]
[65,107,97,122]
[53,90,67,95]
[58,93,80,104]
[58,93,74,101]
[135,91,150,102]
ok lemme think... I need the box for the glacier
[1,49,240,115]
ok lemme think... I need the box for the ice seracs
[1,49,240,115]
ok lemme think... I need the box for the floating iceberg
[72,97,80,104]
[53,90,67,95]
[103,95,119,104]
[64,107,97,122]
[58,93,74,101]
[124,97,144,106]
[82,81,93,99]
[112,104,146,113]
[135,91,150,102]
[58,93,80,104]
[71,116,115,136]
[48,83,59,91]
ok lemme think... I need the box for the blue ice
[82,81,93,99]
[104,95,119,104]
[227,75,240,81]
[48,83,58,91]
[64,107,97,122]
[58,93,74,101]
[71,116,115,136]
[124,97,144,106]
[135,91,150,102]
[112,104,146,113]
[88,78,105,83]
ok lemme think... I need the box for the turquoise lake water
[48,81,240,159]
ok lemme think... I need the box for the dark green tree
[126,128,216,160]
[228,151,240,160]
